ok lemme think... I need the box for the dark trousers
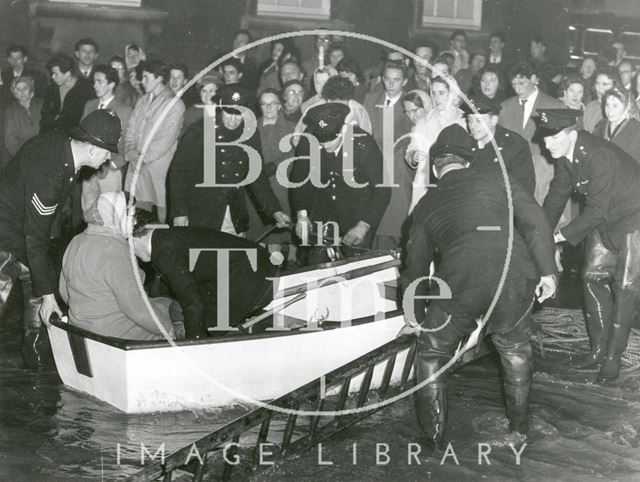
[582,230,640,377]
[414,278,536,445]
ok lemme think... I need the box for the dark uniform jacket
[169,112,282,234]
[471,125,536,196]
[289,126,392,243]
[543,131,640,249]
[150,227,275,335]
[402,167,556,318]
[0,132,76,296]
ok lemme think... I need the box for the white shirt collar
[99,95,115,108]
[384,93,402,106]
[520,87,539,129]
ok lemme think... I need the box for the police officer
[465,96,536,195]
[0,109,121,366]
[169,84,290,235]
[539,109,640,382]
[402,124,556,449]
[131,221,275,339]
[290,103,391,253]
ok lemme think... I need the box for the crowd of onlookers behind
[1,28,640,259]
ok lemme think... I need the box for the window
[581,28,613,57]
[420,0,482,30]
[49,0,141,6]
[620,31,640,60]
[256,0,331,19]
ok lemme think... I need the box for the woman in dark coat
[593,85,640,163]
[4,76,42,158]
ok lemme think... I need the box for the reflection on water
[0,311,251,481]
[2,306,640,480]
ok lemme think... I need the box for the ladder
[128,335,418,481]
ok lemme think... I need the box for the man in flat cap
[465,96,536,195]
[0,109,121,367]
[540,108,640,382]
[169,84,290,236]
[290,102,391,257]
[402,124,556,449]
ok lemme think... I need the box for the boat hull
[48,252,412,413]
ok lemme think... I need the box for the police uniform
[466,96,536,195]
[0,132,76,316]
[169,85,281,234]
[471,125,536,195]
[540,109,640,381]
[402,124,556,448]
[289,103,391,249]
[0,110,121,367]
[147,227,276,338]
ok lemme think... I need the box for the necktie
[520,98,528,127]
[385,98,392,106]
[98,103,105,110]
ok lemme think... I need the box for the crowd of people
[1,26,640,449]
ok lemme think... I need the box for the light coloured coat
[124,85,185,207]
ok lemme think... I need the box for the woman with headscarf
[125,43,146,70]
[407,75,466,212]
[59,192,176,340]
[593,85,640,162]
[402,89,431,126]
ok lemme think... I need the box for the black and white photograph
[1,0,640,480]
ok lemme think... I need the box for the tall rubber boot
[414,381,447,451]
[597,290,638,383]
[498,340,533,435]
[0,251,20,319]
[414,342,452,451]
[19,275,46,370]
[574,277,614,369]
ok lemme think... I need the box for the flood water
[2,278,640,481]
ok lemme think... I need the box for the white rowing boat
[48,251,414,413]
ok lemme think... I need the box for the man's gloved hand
[342,221,370,247]
[536,274,557,303]
[295,211,313,244]
[273,211,291,228]
[40,293,62,328]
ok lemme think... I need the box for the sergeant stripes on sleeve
[31,193,58,216]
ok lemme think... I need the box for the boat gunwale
[275,249,397,277]
[50,309,404,351]
[50,250,401,352]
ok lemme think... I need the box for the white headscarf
[84,192,130,240]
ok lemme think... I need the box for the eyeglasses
[260,102,281,108]
[403,108,420,115]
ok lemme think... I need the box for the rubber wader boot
[597,291,638,382]
[573,277,614,369]
[414,382,447,451]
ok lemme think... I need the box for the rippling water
[2,294,640,481]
